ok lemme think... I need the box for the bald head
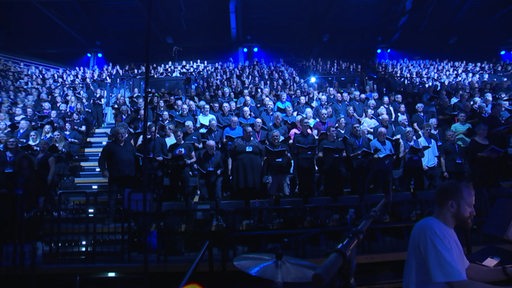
[205,140,216,153]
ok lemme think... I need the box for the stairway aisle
[70,124,115,193]
[40,123,136,264]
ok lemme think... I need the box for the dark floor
[2,188,512,288]
[3,260,407,288]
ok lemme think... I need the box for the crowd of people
[0,55,511,224]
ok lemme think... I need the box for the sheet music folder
[322,146,344,157]
[351,148,374,158]
[225,134,241,142]
[295,143,316,153]
[409,145,430,153]
[265,145,288,155]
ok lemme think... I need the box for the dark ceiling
[1,0,511,67]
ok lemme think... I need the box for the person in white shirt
[403,180,512,287]
[418,123,440,190]
[196,104,216,133]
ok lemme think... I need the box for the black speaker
[482,198,512,241]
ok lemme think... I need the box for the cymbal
[233,253,318,283]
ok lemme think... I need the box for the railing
[0,52,63,71]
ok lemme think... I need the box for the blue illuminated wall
[500,50,512,62]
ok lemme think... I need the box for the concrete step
[87,137,109,143]
[74,183,109,191]
[80,161,99,167]
[58,186,108,193]
[82,155,99,161]
[74,155,99,162]
[94,127,112,134]
[84,147,103,153]
[82,166,101,172]
[75,177,108,184]
[79,171,103,178]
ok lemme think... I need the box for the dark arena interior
[1,1,512,287]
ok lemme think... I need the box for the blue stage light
[253,47,258,52]
[87,53,92,57]
[500,50,506,55]
[243,48,248,53]
[387,49,391,53]
[309,76,317,84]
[97,53,103,58]
[377,49,382,54]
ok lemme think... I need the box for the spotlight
[183,283,204,288]
[387,49,391,53]
[309,76,317,84]
[87,53,92,57]
[377,49,382,54]
[97,52,103,58]
[253,47,258,53]
[500,50,506,55]
[243,48,248,53]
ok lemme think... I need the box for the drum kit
[233,251,319,285]
[233,199,387,287]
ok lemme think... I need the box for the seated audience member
[27,130,41,150]
[0,121,12,138]
[40,124,54,143]
[202,118,223,148]
[14,118,32,146]
[183,120,203,151]
[312,108,334,138]
[238,106,256,127]
[252,118,268,144]
[196,104,216,132]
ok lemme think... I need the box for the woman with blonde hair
[40,124,54,143]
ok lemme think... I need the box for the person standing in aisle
[98,126,139,220]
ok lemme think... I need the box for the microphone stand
[312,198,386,287]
